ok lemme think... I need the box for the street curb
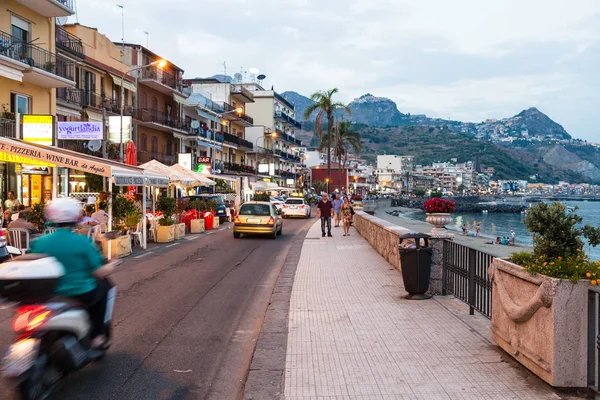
[243,219,313,400]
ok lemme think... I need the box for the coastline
[375,205,531,258]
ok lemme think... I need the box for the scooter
[0,255,118,400]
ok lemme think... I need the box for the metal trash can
[399,233,433,300]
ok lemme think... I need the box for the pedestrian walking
[510,230,516,245]
[341,196,352,236]
[317,193,333,237]
[462,223,468,236]
[333,194,343,227]
[476,222,482,237]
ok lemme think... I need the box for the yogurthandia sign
[57,122,103,140]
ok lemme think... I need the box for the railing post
[468,248,476,315]
[441,240,448,296]
[588,290,597,389]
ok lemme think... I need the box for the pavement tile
[283,221,569,400]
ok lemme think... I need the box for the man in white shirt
[4,191,21,214]
[91,202,109,226]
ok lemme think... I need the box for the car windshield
[239,204,271,216]
[285,199,303,205]
[185,196,224,205]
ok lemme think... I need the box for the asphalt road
[0,215,313,400]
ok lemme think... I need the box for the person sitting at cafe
[91,202,109,226]
[2,209,12,229]
[8,210,38,235]
[80,206,99,227]
[11,204,25,222]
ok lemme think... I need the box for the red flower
[423,198,455,213]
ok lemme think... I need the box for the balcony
[138,66,184,96]
[280,152,301,162]
[231,84,254,103]
[57,87,84,108]
[0,119,16,139]
[274,111,301,129]
[130,109,191,134]
[188,93,225,114]
[15,0,75,17]
[0,30,75,88]
[280,171,300,179]
[223,162,255,175]
[55,25,84,58]
[274,128,302,146]
[220,102,254,126]
[221,132,252,149]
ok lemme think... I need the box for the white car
[282,198,311,218]
[270,197,283,212]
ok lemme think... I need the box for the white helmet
[45,198,82,224]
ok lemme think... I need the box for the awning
[57,105,82,118]
[85,109,104,123]
[144,170,170,187]
[252,181,278,190]
[208,174,238,182]
[109,73,137,93]
[112,166,145,186]
[173,93,187,104]
[170,163,215,186]
[196,109,222,124]
[0,64,24,82]
[139,159,196,186]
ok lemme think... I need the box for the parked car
[183,195,228,223]
[233,201,282,239]
[282,198,311,218]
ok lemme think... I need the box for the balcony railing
[148,152,176,166]
[274,111,301,129]
[221,102,254,124]
[0,119,16,139]
[231,84,254,102]
[275,128,302,146]
[189,93,225,114]
[280,171,300,179]
[55,25,84,58]
[0,30,74,81]
[223,131,253,148]
[138,66,181,92]
[57,87,84,106]
[223,162,255,174]
[130,108,191,133]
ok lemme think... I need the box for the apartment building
[375,155,414,191]
[119,43,188,166]
[0,0,76,200]
[182,78,255,177]
[244,86,303,187]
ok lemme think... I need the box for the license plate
[3,339,39,377]
[247,218,261,223]
[289,206,297,209]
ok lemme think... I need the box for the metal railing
[223,162,255,174]
[275,128,302,145]
[57,87,84,106]
[0,30,74,81]
[231,84,254,101]
[138,66,181,92]
[220,102,254,124]
[55,0,75,9]
[442,241,494,319]
[130,108,190,133]
[0,119,16,138]
[588,287,600,395]
[55,25,84,58]
[274,111,302,129]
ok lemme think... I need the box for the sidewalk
[284,221,566,400]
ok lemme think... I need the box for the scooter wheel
[18,354,60,400]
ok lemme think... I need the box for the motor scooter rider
[28,198,115,349]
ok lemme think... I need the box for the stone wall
[353,210,452,294]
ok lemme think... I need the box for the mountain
[540,145,600,181]
[281,91,315,119]
[347,94,406,127]
[512,108,570,139]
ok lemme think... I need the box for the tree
[313,180,327,194]
[403,171,411,195]
[457,184,466,194]
[303,88,351,193]
[320,121,362,191]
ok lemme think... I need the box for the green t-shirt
[29,228,104,296]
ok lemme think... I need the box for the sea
[400,200,600,260]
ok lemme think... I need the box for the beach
[375,204,531,258]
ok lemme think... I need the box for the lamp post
[255,131,277,179]
[119,59,167,161]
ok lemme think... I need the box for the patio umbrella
[125,140,137,195]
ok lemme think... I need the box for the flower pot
[190,219,205,233]
[156,225,175,243]
[101,234,131,259]
[488,258,589,388]
[425,213,453,234]
[174,223,186,240]
[213,217,220,229]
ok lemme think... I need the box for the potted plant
[423,197,455,234]
[101,195,136,258]
[174,198,187,240]
[186,200,206,233]
[488,202,600,388]
[156,196,176,243]
[205,199,219,228]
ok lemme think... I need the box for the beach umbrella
[125,140,137,195]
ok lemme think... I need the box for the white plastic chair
[44,228,57,235]
[87,225,100,242]
[7,228,30,254]
[130,222,143,249]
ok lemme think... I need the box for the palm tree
[303,88,350,193]
[320,121,361,191]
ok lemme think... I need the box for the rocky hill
[347,94,405,127]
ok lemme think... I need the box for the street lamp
[119,59,167,161]
[254,131,277,179]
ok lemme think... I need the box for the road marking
[165,243,179,248]
[134,251,154,259]
[185,235,201,241]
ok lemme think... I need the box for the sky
[72,0,600,142]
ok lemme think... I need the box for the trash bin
[399,233,433,300]
[203,211,214,231]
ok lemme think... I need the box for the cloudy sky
[73,0,599,141]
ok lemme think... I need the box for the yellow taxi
[233,201,283,239]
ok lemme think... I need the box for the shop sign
[0,140,111,177]
[196,156,211,164]
[146,176,169,186]
[178,153,192,170]
[0,152,55,167]
[57,121,103,140]
[258,164,269,174]
[114,175,144,186]
[286,179,295,185]
[22,165,50,175]
[22,115,53,145]
[108,116,131,143]
[195,164,212,174]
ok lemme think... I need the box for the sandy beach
[375,205,531,258]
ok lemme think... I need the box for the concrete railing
[353,210,452,295]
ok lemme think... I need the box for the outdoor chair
[87,225,100,242]
[130,222,143,249]
[7,228,31,254]
[44,228,57,235]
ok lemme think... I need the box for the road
[0,215,313,400]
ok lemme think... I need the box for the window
[151,97,157,121]
[140,92,147,109]
[151,136,158,153]
[239,204,271,216]
[100,77,105,97]
[166,140,173,156]
[10,93,30,115]
[140,134,147,152]
[11,15,30,42]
